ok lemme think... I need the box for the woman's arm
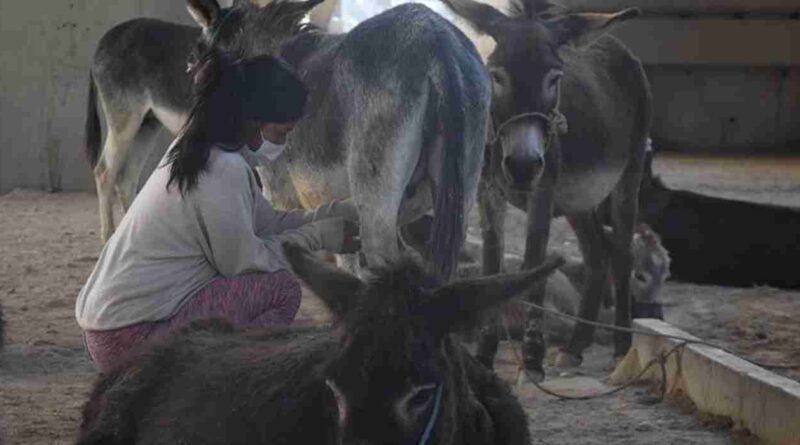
[193,160,325,276]
[193,159,355,276]
[251,171,358,237]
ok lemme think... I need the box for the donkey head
[441,0,638,191]
[186,0,323,72]
[283,242,562,444]
[630,223,671,318]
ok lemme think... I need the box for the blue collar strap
[418,385,444,445]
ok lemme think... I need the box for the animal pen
[1,0,800,444]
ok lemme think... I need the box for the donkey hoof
[554,351,583,368]
[515,366,545,386]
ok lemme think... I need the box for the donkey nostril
[503,156,543,186]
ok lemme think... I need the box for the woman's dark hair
[167,50,308,194]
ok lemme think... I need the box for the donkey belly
[554,164,626,215]
[288,164,351,209]
[151,108,188,135]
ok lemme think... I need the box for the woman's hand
[317,218,361,254]
[340,219,361,254]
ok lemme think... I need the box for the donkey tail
[85,71,102,169]
[0,304,4,351]
[429,60,471,281]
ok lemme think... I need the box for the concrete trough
[611,319,800,445]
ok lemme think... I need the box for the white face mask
[252,128,287,162]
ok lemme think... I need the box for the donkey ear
[271,0,326,23]
[187,0,222,31]
[547,8,639,47]
[426,254,565,331]
[440,0,510,37]
[282,242,363,319]
[509,0,555,20]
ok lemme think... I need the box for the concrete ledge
[611,319,800,445]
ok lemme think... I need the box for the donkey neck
[280,32,346,69]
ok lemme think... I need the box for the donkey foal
[76,243,563,445]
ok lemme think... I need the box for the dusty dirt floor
[1,153,798,444]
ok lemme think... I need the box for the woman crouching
[76,52,359,373]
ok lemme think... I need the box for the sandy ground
[1,153,798,444]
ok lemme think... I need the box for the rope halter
[488,81,568,150]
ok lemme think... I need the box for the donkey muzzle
[499,120,547,191]
[503,154,544,189]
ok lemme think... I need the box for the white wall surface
[0,0,216,194]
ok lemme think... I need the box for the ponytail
[167,49,308,194]
[167,49,245,194]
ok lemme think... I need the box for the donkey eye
[399,384,436,414]
[394,384,437,426]
[409,386,434,406]
[489,69,508,88]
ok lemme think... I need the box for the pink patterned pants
[84,271,301,373]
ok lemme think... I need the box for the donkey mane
[239,0,323,38]
[199,0,323,60]
[341,258,440,336]
[507,0,558,20]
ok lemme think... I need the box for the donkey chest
[554,164,626,214]
[496,159,627,215]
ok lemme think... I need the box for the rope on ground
[501,315,688,402]
[500,298,800,401]
[517,300,800,370]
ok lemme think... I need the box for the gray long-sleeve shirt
[76,148,332,331]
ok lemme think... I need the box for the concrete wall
[605,15,800,153]
[646,66,800,153]
[0,0,216,194]
[467,0,800,153]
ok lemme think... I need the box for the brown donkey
[440,0,652,378]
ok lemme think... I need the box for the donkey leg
[608,163,642,357]
[556,212,610,366]
[609,208,635,358]
[349,142,415,271]
[96,104,147,242]
[355,192,403,271]
[519,186,555,380]
[116,120,163,212]
[475,180,507,369]
[94,157,115,244]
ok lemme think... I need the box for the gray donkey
[86,0,491,280]
[87,0,324,239]
[440,0,651,377]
